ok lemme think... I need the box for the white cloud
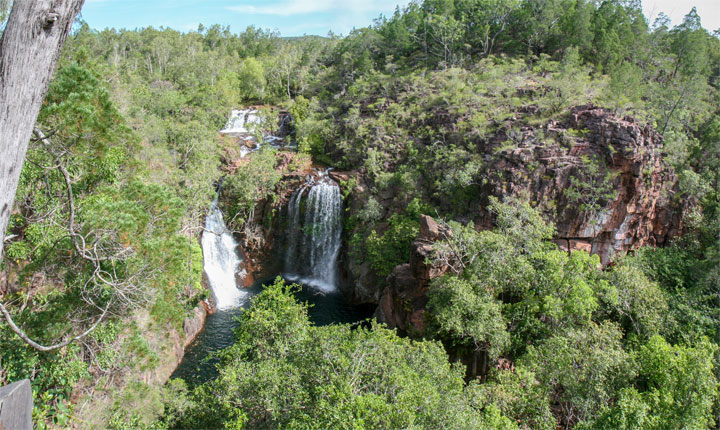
[226,0,406,16]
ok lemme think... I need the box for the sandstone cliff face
[476,105,682,263]
[375,105,686,334]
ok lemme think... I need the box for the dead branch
[0,299,111,352]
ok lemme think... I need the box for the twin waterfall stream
[172,113,370,384]
[203,171,343,309]
[283,172,343,293]
[200,198,248,310]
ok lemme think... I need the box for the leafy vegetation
[1,0,719,428]
[161,278,516,430]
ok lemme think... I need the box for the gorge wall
[219,105,686,336]
[354,105,687,332]
[477,105,682,264]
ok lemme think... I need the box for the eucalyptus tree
[0,0,84,257]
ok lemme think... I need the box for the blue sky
[80,0,412,36]
[80,0,719,37]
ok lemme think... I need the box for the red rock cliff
[377,105,686,334]
[475,105,683,264]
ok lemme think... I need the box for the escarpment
[367,106,687,333]
[476,105,683,264]
[216,104,686,337]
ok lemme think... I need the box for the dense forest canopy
[1,0,720,428]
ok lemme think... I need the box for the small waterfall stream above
[220,108,261,135]
[201,198,247,310]
[219,108,292,158]
[284,171,343,293]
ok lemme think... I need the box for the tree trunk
[0,0,84,257]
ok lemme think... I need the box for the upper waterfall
[219,108,292,157]
[220,109,261,135]
[201,199,248,310]
[284,172,343,293]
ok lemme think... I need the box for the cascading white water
[201,199,247,310]
[220,108,289,157]
[220,109,261,135]
[284,174,343,293]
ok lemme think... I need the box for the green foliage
[0,325,88,429]
[582,336,718,430]
[523,322,634,425]
[628,246,720,344]
[221,148,283,230]
[1,38,209,428]
[164,278,513,429]
[598,264,671,340]
[106,382,168,430]
[472,365,556,430]
[431,197,605,356]
[4,2,720,428]
[564,155,619,221]
[428,275,510,358]
[0,0,9,26]
[237,57,267,101]
[293,97,329,157]
[365,198,427,277]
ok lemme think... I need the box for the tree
[428,275,510,378]
[582,336,718,430]
[458,0,519,57]
[237,57,266,101]
[523,322,635,427]
[425,13,465,68]
[564,154,619,233]
[0,0,85,257]
[1,62,134,352]
[598,264,670,340]
[0,0,86,351]
[164,278,515,429]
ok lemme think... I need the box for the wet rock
[328,170,351,183]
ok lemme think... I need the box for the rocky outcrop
[350,105,685,309]
[474,105,683,264]
[376,216,453,335]
[182,301,209,348]
[374,106,687,333]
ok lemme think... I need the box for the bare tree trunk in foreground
[0,0,84,257]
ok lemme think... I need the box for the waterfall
[284,174,343,293]
[220,109,288,157]
[220,109,261,135]
[201,199,247,310]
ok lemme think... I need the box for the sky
[79,0,720,37]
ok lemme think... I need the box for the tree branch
[0,298,111,352]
